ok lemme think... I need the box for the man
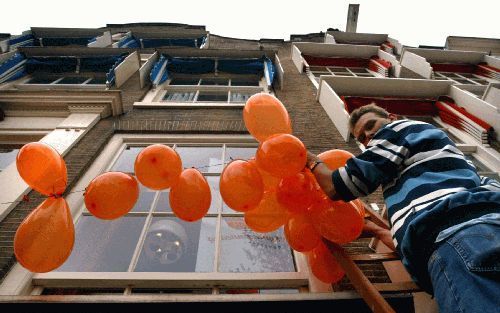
[307,104,500,313]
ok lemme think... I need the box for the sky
[1,0,499,48]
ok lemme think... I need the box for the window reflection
[134,217,216,272]
[57,216,145,272]
[219,217,295,273]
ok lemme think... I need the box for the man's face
[352,112,394,147]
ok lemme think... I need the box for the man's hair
[348,103,390,132]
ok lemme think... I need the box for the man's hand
[363,220,396,251]
[306,150,340,200]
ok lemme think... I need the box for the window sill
[133,102,246,109]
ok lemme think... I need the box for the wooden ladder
[324,203,420,313]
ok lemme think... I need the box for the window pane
[230,92,253,103]
[155,190,172,212]
[175,146,223,173]
[111,146,143,173]
[471,79,488,85]
[206,176,222,213]
[163,91,196,102]
[169,78,200,85]
[200,78,229,85]
[197,92,228,102]
[329,67,348,72]
[42,288,125,295]
[134,217,216,272]
[56,216,145,272]
[87,77,107,84]
[131,183,156,212]
[218,217,295,273]
[131,288,211,294]
[0,147,19,170]
[224,147,256,162]
[56,77,89,84]
[309,66,327,71]
[231,78,260,86]
[27,76,56,84]
[333,72,353,76]
[349,68,368,73]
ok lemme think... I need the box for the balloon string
[0,189,86,205]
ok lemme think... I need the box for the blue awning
[149,54,276,88]
[0,53,127,86]
[116,34,140,48]
[0,52,27,84]
[8,33,35,49]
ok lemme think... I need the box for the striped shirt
[332,119,500,292]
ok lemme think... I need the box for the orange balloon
[248,158,280,191]
[84,172,140,219]
[352,199,366,218]
[256,134,307,178]
[308,197,364,244]
[284,214,321,252]
[318,149,354,170]
[276,170,316,214]
[16,142,67,196]
[243,93,292,142]
[14,197,74,273]
[220,160,264,212]
[170,169,211,222]
[308,242,345,284]
[303,168,330,204]
[134,144,182,190]
[244,190,289,233]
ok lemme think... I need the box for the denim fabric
[436,213,500,244]
[427,223,500,313]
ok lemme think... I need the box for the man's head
[349,103,397,147]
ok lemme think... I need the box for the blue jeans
[427,223,500,313]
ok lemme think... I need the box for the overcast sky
[1,0,499,47]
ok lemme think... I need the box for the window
[0,145,21,172]
[24,75,106,86]
[158,75,266,105]
[434,72,491,86]
[309,66,375,83]
[35,136,304,295]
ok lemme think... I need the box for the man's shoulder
[385,119,436,133]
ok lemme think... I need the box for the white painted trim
[139,51,158,89]
[115,51,140,88]
[317,79,350,142]
[400,52,432,79]
[87,31,112,48]
[291,45,304,74]
[274,54,285,91]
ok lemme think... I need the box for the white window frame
[21,134,330,296]
[136,74,270,108]
[15,74,107,90]
[307,66,377,89]
[433,71,495,86]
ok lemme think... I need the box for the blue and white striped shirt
[332,119,500,292]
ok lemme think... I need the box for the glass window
[349,68,369,73]
[170,78,200,86]
[224,147,256,162]
[197,92,228,102]
[134,217,216,272]
[131,183,156,213]
[175,146,223,173]
[27,76,57,84]
[56,77,90,84]
[57,216,146,272]
[231,78,260,86]
[111,146,143,173]
[200,78,229,86]
[230,92,253,103]
[163,91,196,102]
[218,217,295,273]
[87,77,107,85]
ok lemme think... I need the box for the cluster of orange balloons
[14,142,74,273]
[84,144,211,223]
[223,93,366,284]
